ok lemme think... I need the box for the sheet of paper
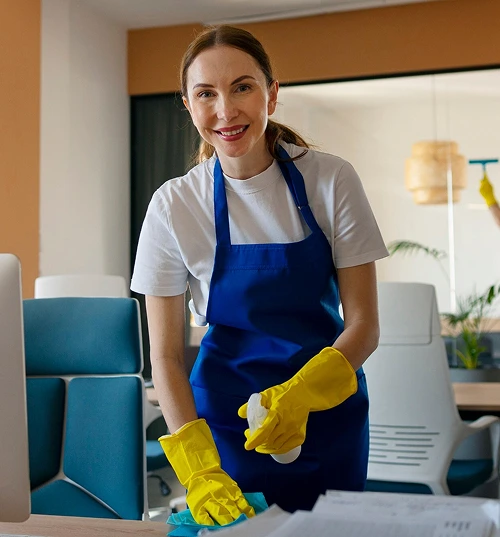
[314,490,499,526]
[264,511,493,537]
[196,505,292,537]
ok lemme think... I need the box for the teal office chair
[364,282,500,496]
[23,297,146,519]
[144,397,171,496]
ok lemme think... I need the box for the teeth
[219,127,245,136]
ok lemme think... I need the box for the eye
[197,90,214,99]
[235,84,251,93]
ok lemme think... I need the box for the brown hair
[180,25,309,164]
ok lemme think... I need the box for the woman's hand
[238,347,357,454]
[159,418,255,526]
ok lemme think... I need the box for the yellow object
[159,419,255,526]
[238,347,357,454]
[405,141,467,204]
[479,175,498,207]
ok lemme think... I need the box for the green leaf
[386,240,447,260]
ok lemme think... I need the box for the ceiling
[78,0,443,29]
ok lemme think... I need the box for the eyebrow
[192,75,256,90]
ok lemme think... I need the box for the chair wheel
[160,482,171,496]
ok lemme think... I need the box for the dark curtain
[130,93,199,379]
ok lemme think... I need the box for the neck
[217,143,273,179]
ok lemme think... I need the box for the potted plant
[387,240,500,380]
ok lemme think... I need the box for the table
[0,515,168,537]
[452,382,500,412]
[148,383,500,413]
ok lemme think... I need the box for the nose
[216,95,238,122]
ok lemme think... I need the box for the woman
[131,25,388,525]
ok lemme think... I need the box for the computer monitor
[0,254,30,522]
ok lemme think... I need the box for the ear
[182,95,192,115]
[268,80,279,116]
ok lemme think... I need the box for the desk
[0,515,168,537]
[148,383,500,413]
[452,382,500,412]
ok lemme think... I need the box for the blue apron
[190,146,369,512]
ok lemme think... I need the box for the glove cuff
[298,346,358,411]
[158,418,221,486]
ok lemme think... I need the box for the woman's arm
[333,261,380,371]
[238,261,380,453]
[146,293,198,432]
[148,294,256,524]
[489,203,500,228]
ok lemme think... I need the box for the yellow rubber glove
[159,418,255,526]
[238,347,357,455]
[480,174,498,207]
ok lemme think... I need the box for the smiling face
[183,45,278,179]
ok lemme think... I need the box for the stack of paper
[199,490,499,537]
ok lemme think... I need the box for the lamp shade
[405,141,467,204]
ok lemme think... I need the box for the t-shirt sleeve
[333,161,389,269]
[130,190,189,296]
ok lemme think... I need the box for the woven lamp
[405,141,467,204]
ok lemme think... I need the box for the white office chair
[364,282,500,496]
[34,274,128,299]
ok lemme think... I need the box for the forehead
[186,45,264,87]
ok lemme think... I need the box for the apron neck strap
[276,146,321,234]
[213,145,322,246]
[213,157,231,246]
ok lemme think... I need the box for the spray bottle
[246,393,301,464]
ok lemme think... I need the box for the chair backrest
[34,274,128,298]
[23,297,145,520]
[364,282,462,485]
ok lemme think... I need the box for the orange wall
[0,0,40,297]
[128,0,500,95]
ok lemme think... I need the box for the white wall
[277,77,500,315]
[40,0,130,281]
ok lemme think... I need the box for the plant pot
[449,367,500,383]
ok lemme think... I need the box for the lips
[216,125,248,138]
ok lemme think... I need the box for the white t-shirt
[131,142,389,325]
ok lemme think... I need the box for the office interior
[3,0,500,531]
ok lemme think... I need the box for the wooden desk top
[148,383,500,413]
[452,382,500,412]
[0,515,167,537]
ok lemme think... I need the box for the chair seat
[447,458,493,495]
[366,458,493,495]
[31,480,119,518]
[146,440,168,472]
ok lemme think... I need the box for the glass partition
[277,70,500,318]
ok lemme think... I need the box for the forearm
[151,354,198,433]
[146,293,198,433]
[332,318,380,371]
[489,203,500,228]
[334,261,380,371]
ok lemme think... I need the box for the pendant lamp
[405,140,467,204]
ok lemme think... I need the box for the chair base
[148,474,171,497]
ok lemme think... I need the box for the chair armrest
[466,415,500,431]
[463,415,500,480]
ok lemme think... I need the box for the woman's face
[183,45,278,178]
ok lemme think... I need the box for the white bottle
[246,393,301,464]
